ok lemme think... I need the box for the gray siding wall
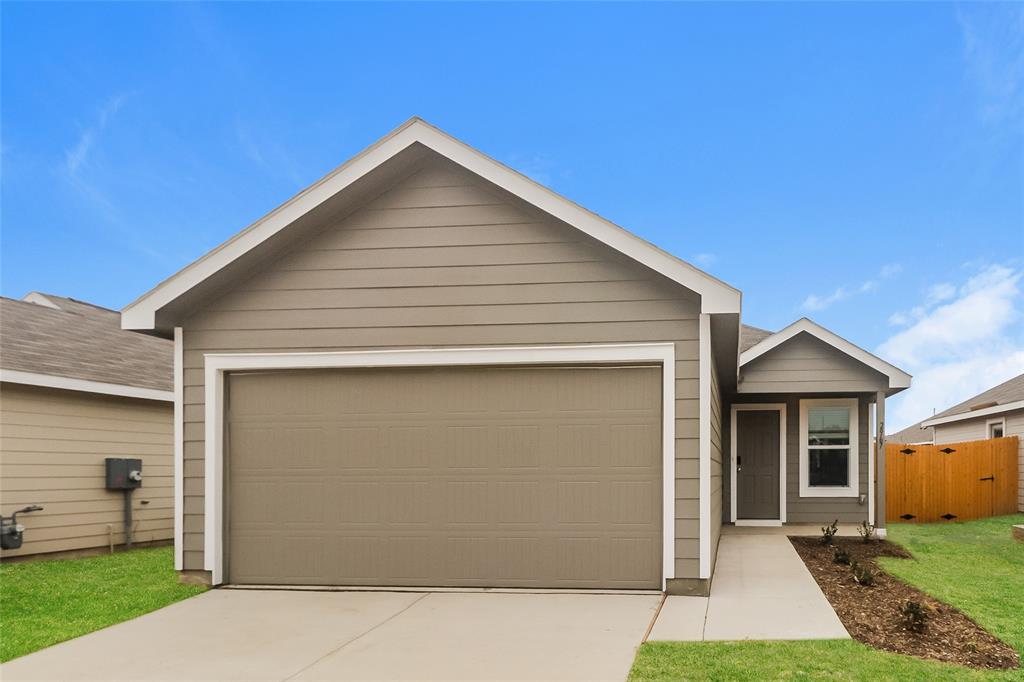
[724,393,872,524]
[740,333,889,394]
[0,383,173,557]
[933,409,1024,512]
[180,158,707,578]
[708,357,723,574]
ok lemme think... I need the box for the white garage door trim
[203,343,677,588]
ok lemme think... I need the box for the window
[988,419,1005,439]
[799,398,859,497]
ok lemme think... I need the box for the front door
[736,410,781,520]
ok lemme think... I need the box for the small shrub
[820,519,839,545]
[901,600,929,633]
[832,546,851,565]
[851,560,875,586]
[857,520,876,543]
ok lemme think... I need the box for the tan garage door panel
[227,365,662,589]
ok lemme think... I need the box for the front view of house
[122,119,910,594]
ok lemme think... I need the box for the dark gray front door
[736,410,781,520]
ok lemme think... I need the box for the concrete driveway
[1,589,662,682]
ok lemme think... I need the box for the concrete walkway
[1,589,662,681]
[648,532,848,641]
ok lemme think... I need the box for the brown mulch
[790,536,1019,670]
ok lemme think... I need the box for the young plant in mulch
[901,600,930,634]
[857,520,876,543]
[787,535,1019,671]
[820,519,839,545]
[851,560,875,586]
[832,545,851,565]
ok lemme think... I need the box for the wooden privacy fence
[886,436,1019,523]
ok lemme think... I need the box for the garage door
[226,365,662,589]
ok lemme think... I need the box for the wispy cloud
[880,263,1024,430]
[234,118,306,187]
[801,263,902,312]
[64,93,128,177]
[692,253,717,269]
[956,4,1024,127]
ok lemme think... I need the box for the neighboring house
[919,373,1024,512]
[0,294,174,558]
[887,420,934,445]
[120,118,910,594]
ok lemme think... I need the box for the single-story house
[918,373,1024,512]
[121,118,911,594]
[0,294,174,558]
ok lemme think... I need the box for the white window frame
[987,418,1006,439]
[799,398,859,498]
[730,403,787,525]
[202,342,679,589]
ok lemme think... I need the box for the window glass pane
[809,448,849,487]
[990,424,1004,438]
[808,407,850,446]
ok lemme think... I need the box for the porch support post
[875,391,887,530]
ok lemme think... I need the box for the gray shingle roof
[930,372,1024,421]
[887,420,934,444]
[740,324,774,353]
[1,295,172,392]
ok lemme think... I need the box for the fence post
[876,391,887,530]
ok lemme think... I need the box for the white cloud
[64,93,128,176]
[880,264,1024,430]
[956,4,1024,127]
[693,253,717,269]
[801,263,902,312]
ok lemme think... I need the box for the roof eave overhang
[738,317,912,393]
[0,369,174,402]
[921,399,1024,428]
[122,118,741,332]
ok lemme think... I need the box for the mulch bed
[790,536,1019,670]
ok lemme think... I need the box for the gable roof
[887,419,934,444]
[739,317,911,391]
[740,324,774,353]
[921,372,1024,428]
[1,294,173,401]
[121,117,741,333]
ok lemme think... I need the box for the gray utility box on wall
[105,458,142,490]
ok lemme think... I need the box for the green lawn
[631,514,1024,681]
[0,546,205,662]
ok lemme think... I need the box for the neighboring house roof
[739,317,911,392]
[0,294,173,401]
[740,324,774,354]
[921,372,1024,428]
[887,420,934,444]
[121,117,742,333]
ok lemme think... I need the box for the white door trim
[730,403,787,524]
[203,342,678,589]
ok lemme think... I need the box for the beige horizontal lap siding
[740,333,889,393]
[181,158,704,578]
[0,383,173,558]
[933,409,1024,512]
[708,358,723,572]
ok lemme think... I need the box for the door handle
[980,476,994,481]
[737,455,742,471]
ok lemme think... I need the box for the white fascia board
[0,370,174,402]
[739,317,912,390]
[922,400,1024,428]
[122,118,741,330]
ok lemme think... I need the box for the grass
[630,514,1024,681]
[0,546,205,662]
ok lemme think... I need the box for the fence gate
[886,436,1018,523]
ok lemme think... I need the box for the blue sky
[2,2,1022,428]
